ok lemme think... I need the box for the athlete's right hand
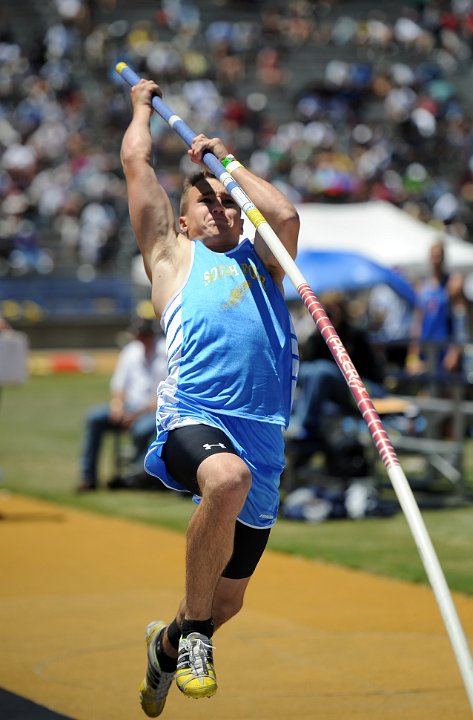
[131,79,162,115]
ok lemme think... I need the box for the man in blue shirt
[407,240,462,374]
[121,77,299,716]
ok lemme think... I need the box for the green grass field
[1,373,473,594]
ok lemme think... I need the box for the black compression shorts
[162,424,271,579]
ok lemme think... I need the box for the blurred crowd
[2,0,473,281]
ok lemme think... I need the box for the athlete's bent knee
[199,456,252,512]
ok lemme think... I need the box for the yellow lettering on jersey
[222,281,250,310]
[240,262,266,286]
[203,263,240,286]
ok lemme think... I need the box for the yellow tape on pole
[246,208,266,229]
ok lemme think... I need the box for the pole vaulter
[116,61,473,712]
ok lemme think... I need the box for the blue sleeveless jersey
[158,238,298,428]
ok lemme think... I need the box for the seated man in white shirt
[77,317,167,491]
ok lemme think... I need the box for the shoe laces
[178,634,214,677]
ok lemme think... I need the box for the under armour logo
[202,442,226,450]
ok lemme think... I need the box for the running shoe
[175,632,217,699]
[139,620,175,717]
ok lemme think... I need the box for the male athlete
[121,78,299,717]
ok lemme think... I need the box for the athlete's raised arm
[121,81,192,313]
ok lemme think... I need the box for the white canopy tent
[293,200,473,277]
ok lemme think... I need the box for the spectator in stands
[3,0,473,285]
[406,239,464,375]
[448,271,470,362]
[368,281,413,369]
[443,270,470,373]
[77,317,167,491]
[289,292,385,446]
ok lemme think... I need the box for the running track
[1,493,472,719]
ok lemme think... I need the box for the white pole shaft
[388,464,473,709]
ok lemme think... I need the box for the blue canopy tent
[282,249,416,305]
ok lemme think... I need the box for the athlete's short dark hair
[179,171,212,215]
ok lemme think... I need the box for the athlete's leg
[212,575,251,629]
[184,452,252,620]
[174,454,251,699]
[160,576,250,660]
[149,424,272,702]
[162,521,270,651]
[161,424,253,624]
[202,519,269,628]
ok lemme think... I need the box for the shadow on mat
[0,688,73,720]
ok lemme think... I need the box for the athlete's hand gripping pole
[116,62,473,712]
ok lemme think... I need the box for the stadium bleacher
[2,0,473,345]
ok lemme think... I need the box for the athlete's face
[179,177,243,251]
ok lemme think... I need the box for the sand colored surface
[0,492,472,720]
